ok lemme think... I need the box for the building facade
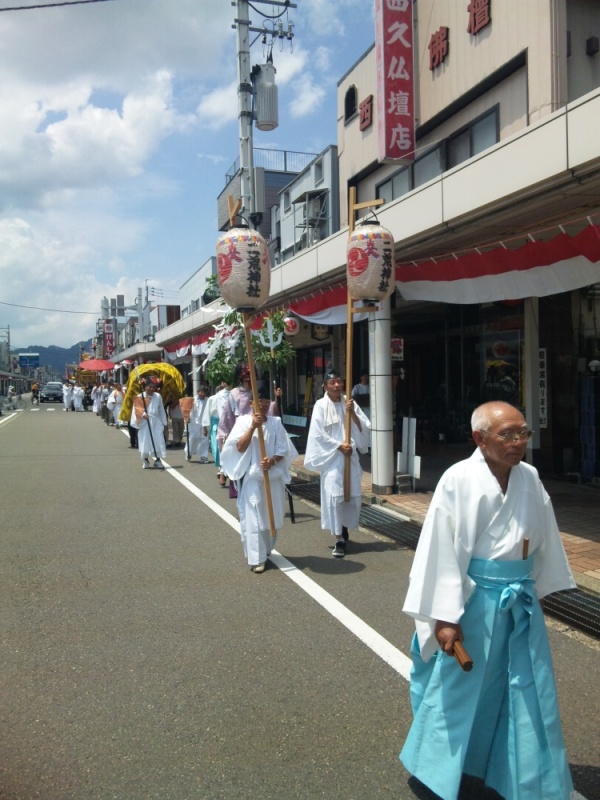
[152,0,600,488]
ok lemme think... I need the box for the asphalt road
[1,407,599,800]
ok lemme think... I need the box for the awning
[292,188,326,204]
[162,332,211,363]
[395,223,600,304]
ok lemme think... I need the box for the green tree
[202,310,295,387]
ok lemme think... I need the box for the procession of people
[77,362,577,800]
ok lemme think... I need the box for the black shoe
[341,526,349,542]
[332,540,346,558]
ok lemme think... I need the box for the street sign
[19,353,40,368]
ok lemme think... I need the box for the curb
[291,463,600,596]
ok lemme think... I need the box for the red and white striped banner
[395,224,600,303]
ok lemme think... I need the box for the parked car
[40,382,64,403]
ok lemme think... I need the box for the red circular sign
[347,246,369,277]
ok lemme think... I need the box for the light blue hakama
[209,416,220,468]
[399,557,573,800]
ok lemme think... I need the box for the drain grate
[289,479,600,640]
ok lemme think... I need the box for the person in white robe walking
[62,381,73,412]
[220,388,297,573]
[72,383,85,411]
[130,379,168,469]
[304,370,371,558]
[91,383,102,415]
[108,384,126,426]
[209,382,232,487]
[399,401,576,800]
[187,385,210,463]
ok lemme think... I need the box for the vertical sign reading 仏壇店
[375,0,415,164]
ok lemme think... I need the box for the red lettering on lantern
[348,246,370,277]
[217,253,232,283]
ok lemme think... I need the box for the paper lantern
[283,315,300,336]
[347,220,395,301]
[216,226,271,311]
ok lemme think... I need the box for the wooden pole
[227,195,242,227]
[344,188,385,501]
[242,311,277,537]
[344,188,357,501]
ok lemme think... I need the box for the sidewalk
[292,442,600,595]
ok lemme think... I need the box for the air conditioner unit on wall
[307,197,321,221]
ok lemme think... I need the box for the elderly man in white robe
[399,401,576,800]
[304,370,371,558]
[220,387,297,574]
[187,385,210,463]
[130,379,168,470]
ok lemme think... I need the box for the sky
[0,0,377,349]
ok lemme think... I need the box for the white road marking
[120,432,590,799]
[164,458,412,680]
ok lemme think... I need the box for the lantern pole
[344,187,384,501]
[220,195,277,538]
[242,311,277,537]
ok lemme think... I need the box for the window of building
[447,107,499,168]
[344,85,358,123]
[392,169,411,198]
[376,107,500,204]
[283,190,291,212]
[447,130,470,169]
[471,110,498,155]
[413,146,443,188]
[314,158,323,185]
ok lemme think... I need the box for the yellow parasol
[119,363,186,422]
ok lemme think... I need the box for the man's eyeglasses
[483,429,534,443]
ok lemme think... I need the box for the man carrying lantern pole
[221,384,297,572]
[304,370,370,558]
[216,202,277,539]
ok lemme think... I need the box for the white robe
[130,392,167,460]
[303,395,371,535]
[108,389,124,424]
[403,447,576,662]
[188,395,210,459]
[220,415,298,566]
[62,385,73,410]
[91,386,102,414]
[72,386,84,411]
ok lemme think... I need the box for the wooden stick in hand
[453,641,474,672]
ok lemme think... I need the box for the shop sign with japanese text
[375,0,415,163]
[103,321,114,359]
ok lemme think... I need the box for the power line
[0,299,98,314]
[0,0,116,12]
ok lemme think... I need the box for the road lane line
[164,459,412,680]
[123,440,590,800]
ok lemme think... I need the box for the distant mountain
[14,341,94,378]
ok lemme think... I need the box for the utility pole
[233,0,296,228]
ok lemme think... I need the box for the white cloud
[196,80,238,131]
[287,77,327,118]
[0,0,375,348]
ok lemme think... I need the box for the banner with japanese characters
[375,0,415,163]
[103,320,114,359]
